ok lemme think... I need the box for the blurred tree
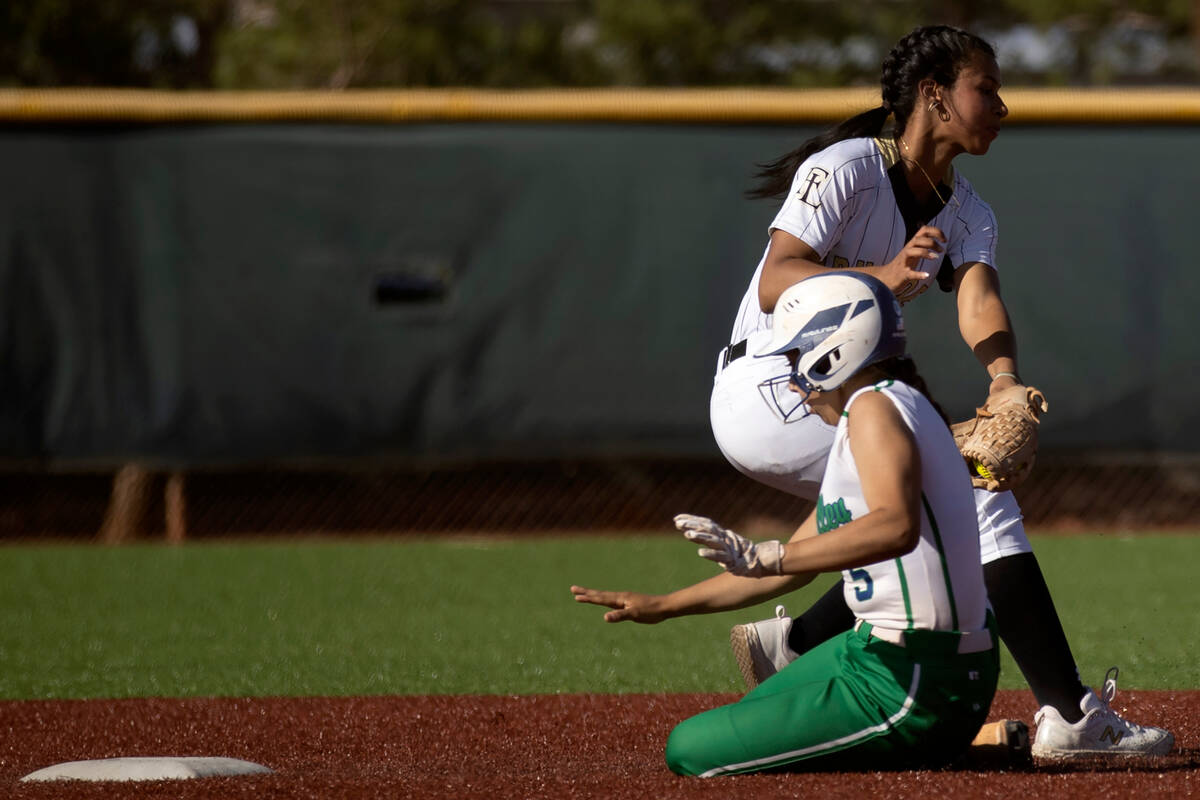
[997,0,1198,83]
[582,0,991,87]
[213,0,599,88]
[0,0,1196,87]
[0,0,229,87]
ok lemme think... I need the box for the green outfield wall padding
[1,123,1197,465]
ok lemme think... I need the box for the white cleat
[1031,667,1174,759]
[729,605,798,690]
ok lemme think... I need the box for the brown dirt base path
[2,690,1198,799]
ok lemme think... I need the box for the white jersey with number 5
[816,380,986,634]
[729,136,998,345]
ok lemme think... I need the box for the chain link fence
[3,452,1200,542]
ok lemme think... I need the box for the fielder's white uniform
[710,136,1030,564]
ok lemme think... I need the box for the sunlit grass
[0,533,1194,698]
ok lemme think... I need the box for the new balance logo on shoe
[1031,667,1173,760]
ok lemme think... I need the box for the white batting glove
[673,513,785,577]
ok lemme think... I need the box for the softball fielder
[575,272,998,775]
[712,25,1171,759]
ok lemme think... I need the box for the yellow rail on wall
[2,87,1200,124]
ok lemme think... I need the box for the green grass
[0,533,1196,699]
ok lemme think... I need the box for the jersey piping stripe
[921,491,960,630]
[846,180,885,268]
[697,664,923,777]
[894,556,914,630]
[828,182,881,265]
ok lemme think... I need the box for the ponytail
[745,105,891,200]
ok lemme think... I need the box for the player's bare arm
[954,261,1020,391]
[571,564,809,624]
[758,227,940,312]
[757,229,831,312]
[773,391,922,575]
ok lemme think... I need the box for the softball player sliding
[708,25,1171,759]
[574,272,999,774]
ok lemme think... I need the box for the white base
[20,756,273,782]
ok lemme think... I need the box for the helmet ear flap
[812,347,843,378]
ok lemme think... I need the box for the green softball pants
[665,621,999,777]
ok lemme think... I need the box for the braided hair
[746,26,997,200]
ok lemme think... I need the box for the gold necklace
[898,136,956,209]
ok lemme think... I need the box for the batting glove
[673,513,785,577]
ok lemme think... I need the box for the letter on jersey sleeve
[771,146,869,264]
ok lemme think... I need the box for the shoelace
[1100,666,1120,706]
[1094,666,1151,733]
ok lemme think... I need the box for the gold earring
[928,100,938,112]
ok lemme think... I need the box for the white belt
[855,620,994,654]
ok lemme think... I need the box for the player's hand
[570,586,669,623]
[882,225,945,302]
[673,514,784,577]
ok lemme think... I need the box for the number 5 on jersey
[849,567,874,600]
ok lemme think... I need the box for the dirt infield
[2,689,1197,798]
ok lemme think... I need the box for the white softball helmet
[756,271,906,394]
